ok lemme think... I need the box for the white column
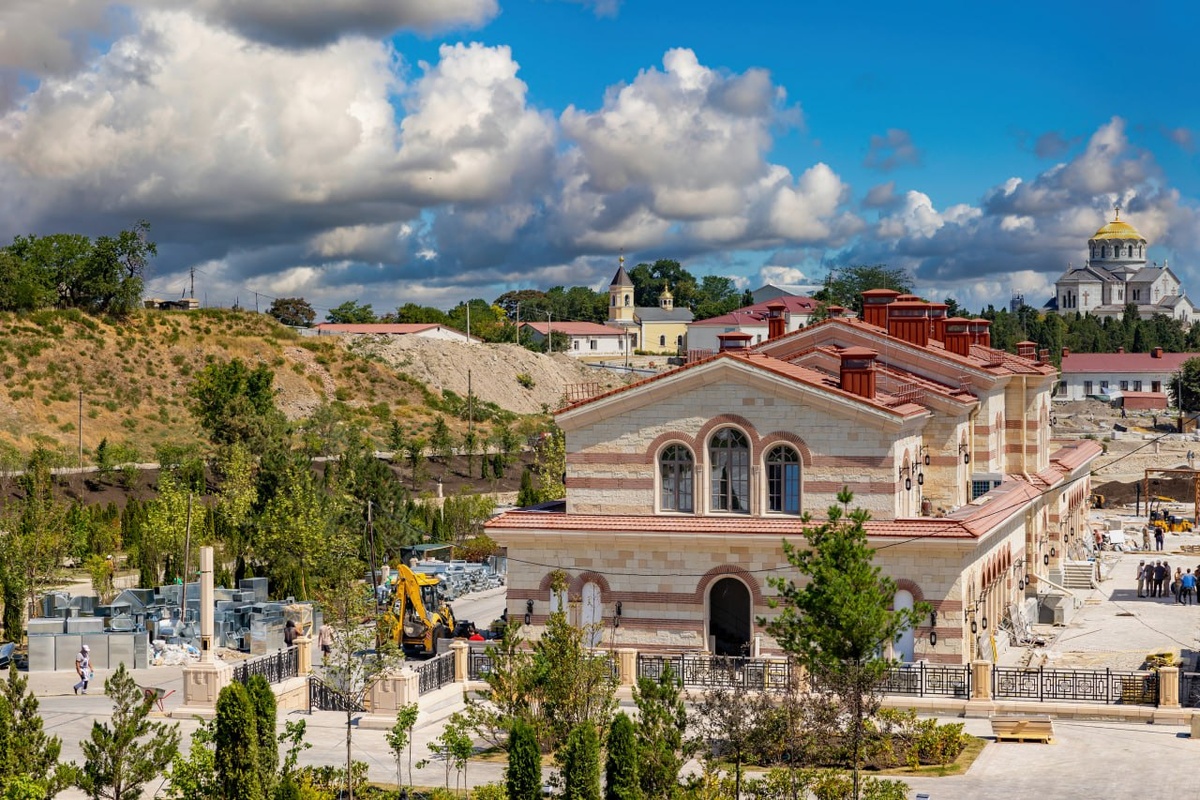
[200,546,215,663]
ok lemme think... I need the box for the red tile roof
[486,509,974,539]
[1060,351,1200,374]
[519,321,626,337]
[1049,440,1103,473]
[690,295,818,327]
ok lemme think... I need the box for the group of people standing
[1137,559,1200,604]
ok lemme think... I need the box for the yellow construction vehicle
[379,564,456,656]
[1149,509,1194,533]
[1091,493,1106,509]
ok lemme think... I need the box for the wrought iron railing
[232,646,300,685]
[879,663,971,697]
[637,654,791,690]
[308,675,364,713]
[468,648,495,680]
[414,652,456,695]
[993,666,1158,705]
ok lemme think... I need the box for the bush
[516,373,535,389]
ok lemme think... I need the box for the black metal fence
[467,648,616,682]
[880,663,971,697]
[232,646,300,685]
[993,666,1158,705]
[637,654,791,690]
[415,652,456,695]
[308,675,364,713]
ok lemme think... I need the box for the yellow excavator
[380,564,457,656]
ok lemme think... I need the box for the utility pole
[367,500,381,650]
[468,369,474,454]
[467,303,471,342]
[515,302,520,344]
[547,311,552,353]
[190,265,195,300]
[182,493,193,592]
[77,389,83,472]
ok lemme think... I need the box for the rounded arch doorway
[708,577,752,656]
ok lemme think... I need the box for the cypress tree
[634,665,687,799]
[560,723,601,800]
[214,682,264,800]
[604,713,640,800]
[506,718,541,800]
[517,468,536,507]
[246,674,278,793]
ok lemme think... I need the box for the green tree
[815,265,913,314]
[633,665,687,799]
[392,303,450,325]
[245,675,278,795]
[693,275,743,320]
[517,468,537,507]
[77,664,180,800]
[214,681,264,800]
[604,713,640,800]
[187,358,286,448]
[534,427,566,502]
[326,301,377,324]
[0,666,77,796]
[628,260,697,310]
[506,718,542,800]
[164,720,217,800]
[256,464,332,600]
[386,704,419,792]
[5,447,71,631]
[1173,360,1200,413]
[267,297,316,327]
[557,723,600,800]
[431,417,454,463]
[763,488,927,800]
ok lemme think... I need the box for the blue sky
[1,0,1198,316]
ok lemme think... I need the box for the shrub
[516,373,535,389]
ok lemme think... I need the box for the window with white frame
[659,444,694,512]
[766,445,801,514]
[710,428,750,512]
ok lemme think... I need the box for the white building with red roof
[518,320,632,357]
[308,322,480,343]
[1057,346,1192,404]
[487,289,1102,665]
[686,294,820,355]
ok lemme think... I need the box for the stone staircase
[1061,560,1097,590]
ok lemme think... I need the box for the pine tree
[0,665,76,795]
[559,723,601,800]
[517,468,537,508]
[506,718,542,800]
[633,665,686,799]
[604,713,640,800]
[214,682,264,800]
[246,675,278,794]
[77,664,180,800]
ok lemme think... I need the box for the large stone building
[488,290,1101,665]
[1051,210,1196,322]
[605,258,694,355]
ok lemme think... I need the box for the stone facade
[489,292,1102,665]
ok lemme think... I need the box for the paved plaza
[28,545,1200,798]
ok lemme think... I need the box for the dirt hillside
[344,335,625,416]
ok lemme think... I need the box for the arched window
[611,295,616,307]
[676,335,684,346]
[766,445,801,514]
[624,294,631,306]
[659,445,694,512]
[709,428,750,512]
[659,335,666,347]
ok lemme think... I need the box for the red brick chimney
[887,301,932,347]
[944,317,972,357]
[765,299,786,340]
[967,319,991,348]
[1153,347,1164,359]
[860,289,901,328]
[718,332,753,352]
[1016,340,1037,359]
[839,347,878,399]
[1062,347,1070,358]
[1038,348,1049,363]
[827,304,846,318]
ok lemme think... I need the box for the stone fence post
[451,640,469,682]
[616,649,637,685]
[971,660,993,701]
[1159,666,1180,709]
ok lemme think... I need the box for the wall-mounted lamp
[981,615,988,630]
[921,446,931,466]
[958,442,971,464]
[917,471,925,486]
[971,620,978,634]
[1044,553,1050,566]
[930,631,937,646]
[614,600,623,629]
[1050,547,1057,558]
[1018,578,1025,590]
[1025,572,1032,586]
[930,610,938,627]
[525,599,534,625]
[899,462,913,491]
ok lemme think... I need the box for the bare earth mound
[344,336,626,415]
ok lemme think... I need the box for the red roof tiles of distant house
[519,321,626,337]
[1060,351,1200,373]
[690,295,818,327]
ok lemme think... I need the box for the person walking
[1156,527,1165,551]
[317,621,334,661]
[1137,560,1147,597]
[1173,567,1184,604]
[73,645,91,695]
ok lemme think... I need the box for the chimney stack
[839,347,878,400]
[887,301,932,348]
[1016,341,1037,360]
[967,319,992,349]
[928,303,948,342]
[1153,347,1164,359]
[944,317,972,357]
[1038,348,1049,363]
[718,332,753,352]
[1062,346,1070,358]
[1116,346,1125,354]
[765,299,786,341]
[860,289,901,328]
[827,304,846,318]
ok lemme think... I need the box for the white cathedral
[1051,209,1195,323]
